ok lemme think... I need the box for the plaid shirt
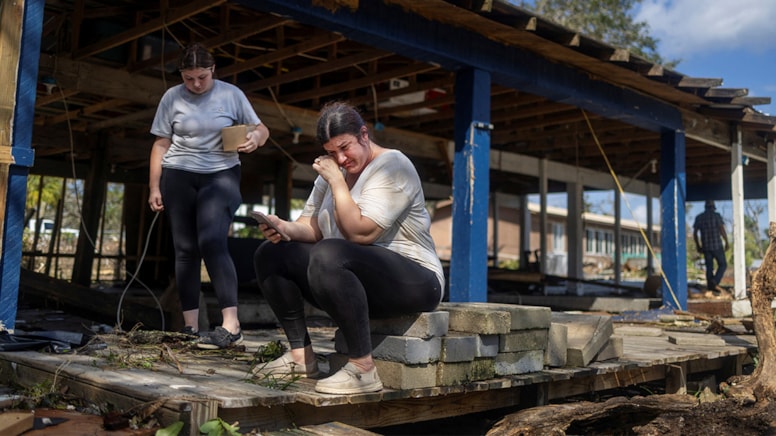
[693,209,725,251]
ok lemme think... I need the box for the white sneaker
[252,351,320,378]
[315,362,383,395]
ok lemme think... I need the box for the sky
[634,0,776,116]
[535,1,776,238]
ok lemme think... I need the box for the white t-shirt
[301,149,445,298]
[150,80,260,173]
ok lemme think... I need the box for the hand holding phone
[250,211,291,241]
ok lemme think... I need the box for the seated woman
[252,101,445,395]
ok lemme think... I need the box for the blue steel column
[449,68,491,302]
[659,129,687,310]
[0,0,43,330]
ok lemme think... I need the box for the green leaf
[156,421,184,436]
[199,417,241,436]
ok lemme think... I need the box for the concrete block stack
[330,303,556,390]
[440,302,552,377]
[331,311,450,390]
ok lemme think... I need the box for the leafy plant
[156,421,183,436]
[246,340,304,390]
[199,417,241,436]
[253,340,286,363]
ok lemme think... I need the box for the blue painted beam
[660,130,687,310]
[0,0,43,331]
[449,69,491,302]
[236,0,683,132]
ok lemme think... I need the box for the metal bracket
[472,121,494,131]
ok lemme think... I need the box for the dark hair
[178,43,215,71]
[316,101,368,146]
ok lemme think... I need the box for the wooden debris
[487,394,699,435]
[667,332,726,346]
[0,411,34,435]
[552,313,613,366]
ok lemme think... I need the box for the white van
[28,219,79,237]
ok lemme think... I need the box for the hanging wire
[581,109,681,309]
[58,84,96,250]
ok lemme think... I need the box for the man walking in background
[693,200,729,294]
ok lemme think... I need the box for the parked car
[28,219,79,237]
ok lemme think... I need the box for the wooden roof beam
[278,62,441,105]
[129,16,292,73]
[677,77,723,88]
[216,32,346,77]
[46,98,131,126]
[72,0,226,60]
[703,88,749,98]
[351,76,455,109]
[241,49,392,93]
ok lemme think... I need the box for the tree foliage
[517,0,677,67]
[25,175,62,220]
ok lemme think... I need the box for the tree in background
[745,200,768,261]
[517,0,677,67]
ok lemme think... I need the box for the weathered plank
[0,323,758,432]
[0,411,34,435]
[552,313,613,366]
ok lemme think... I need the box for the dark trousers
[703,248,727,288]
[254,238,441,357]
[161,166,242,310]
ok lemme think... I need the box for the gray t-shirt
[301,149,445,299]
[150,80,260,173]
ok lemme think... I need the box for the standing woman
[253,101,444,394]
[148,43,270,349]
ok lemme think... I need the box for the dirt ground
[374,395,776,435]
[630,397,776,436]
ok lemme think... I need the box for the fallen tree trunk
[721,222,776,402]
[486,394,698,435]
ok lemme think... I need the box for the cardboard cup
[221,125,253,151]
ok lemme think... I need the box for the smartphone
[250,211,291,241]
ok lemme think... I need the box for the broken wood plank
[0,411,34,435]
[552,313,613,366]
[667,332,727,346]
[614,326,664,337]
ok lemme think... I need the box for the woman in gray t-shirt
[148,43,269,349]
[253,101,444,395]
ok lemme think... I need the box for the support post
[0,0,43,331]
[539,158,548,275]
[614,191,622,285]
[449,68,491,302]
[768,141,776,225]
[567,182,584,295]
[519,194,529,270]
[666,362,688,395]
[72,134,109,285]
[659,129,687,310]
[646,186,655,274]
[491,194,499,267]
[730,125,746,300]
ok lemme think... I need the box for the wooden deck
[0,317,757,435]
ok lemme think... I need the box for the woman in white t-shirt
[148,43,270,349]
[253,101,444,395]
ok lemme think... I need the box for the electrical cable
[581,109,681,309]
[57,84,96,250]
[115,211,165,332]
[49,63,167,332]
[352,64,381,127]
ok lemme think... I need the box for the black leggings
[161,166,241,311]
[254,238,442,357]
